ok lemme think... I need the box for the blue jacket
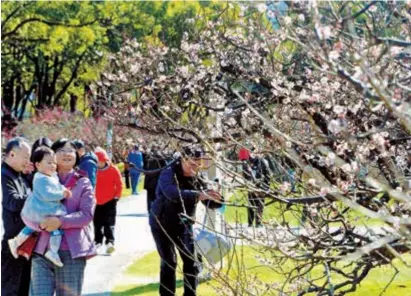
[150,162,204,232]
[1,162,31,245]
[21,172,67,223]
[78,152,97,188]
[128,151,143,172]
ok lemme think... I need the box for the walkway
[82,193,156,296]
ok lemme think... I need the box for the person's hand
[199,190,222,202]
[23,162,34,174]
[40,217,62,232]
[63,188,72,199]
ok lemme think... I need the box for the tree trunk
[2,78,15,112]
[54,51,85,105]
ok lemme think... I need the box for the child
[8,147,71,267]
[94,148,123,254]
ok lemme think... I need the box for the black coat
[1,162,30,248]
[242,156,271,191]
[150,162,206,231]
[144,152,167,190]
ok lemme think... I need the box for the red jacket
[95,164,123,205]
[239,148,251,161]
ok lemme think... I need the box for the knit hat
[95,149,109,162]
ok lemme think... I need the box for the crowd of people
[1,133,297,296]
[1,136,228,296]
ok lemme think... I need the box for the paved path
[82,192,156,296]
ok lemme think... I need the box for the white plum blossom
[315,25,332,40]
[283,16,292,26]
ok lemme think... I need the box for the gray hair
[4,137,30,155]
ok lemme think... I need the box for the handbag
[194,210,232,265]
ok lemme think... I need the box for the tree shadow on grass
[111,280,184,295]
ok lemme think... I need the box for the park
[1,1,411,296]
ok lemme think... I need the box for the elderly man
[149,148,221,296]
[1,137,32,296]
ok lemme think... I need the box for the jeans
[150,220,199,296]
[130,171,140,194]
[30,250,86,296]
[94,199,117,245]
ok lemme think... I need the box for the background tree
[94,1,411,295]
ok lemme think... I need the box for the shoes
[256,223,263,228]
[45,250,64,267]
[8,238,19,259]
[106,242,115,254]
[96,243,103,254]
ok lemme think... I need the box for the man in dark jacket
[149,148,221,296]
[243,151,271,228]
[144,145,167,212]
[1,137,32,296]
[73,140,98,188]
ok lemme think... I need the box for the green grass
[121,175,145,198]
[113,249,411,296]
[224,190,385,227]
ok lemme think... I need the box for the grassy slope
[224,190,385,227]
[113,249,411,296]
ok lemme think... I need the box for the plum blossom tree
[92,1,410,295]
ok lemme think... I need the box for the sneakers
[45,250,64,267]
[95,243,103,254]
[106,242,115,254]
[8,238,19,259]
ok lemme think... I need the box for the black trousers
[150,221,199,296]
[124,169,130,189]
[247,193,265,226]
[146,188,156,213]
[1,241,31,296]
[94,199,117,245]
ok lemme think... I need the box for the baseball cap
[72,140,85,149]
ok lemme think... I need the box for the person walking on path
[28,138,96,296]
[9,147,72,267]
[94,148,123,254]
[242,149,271,228]
[144,145,166,213]
[73,139,98,188]
[128,144,143,195]
[1,137,32,296]
[122,145,131,189]
[150,148,221,296]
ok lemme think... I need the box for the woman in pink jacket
[26,138,96,296]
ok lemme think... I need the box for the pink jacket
[24,170,96,259]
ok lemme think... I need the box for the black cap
[183,147,204,159]
[72,140,85,149]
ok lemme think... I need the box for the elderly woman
[149,148,221,296]
[25,138,96,296]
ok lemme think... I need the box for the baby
[8,147,71,267]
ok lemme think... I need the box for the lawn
[224,190,385,227]
[120,175,145,198]
[113,248,411,296]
